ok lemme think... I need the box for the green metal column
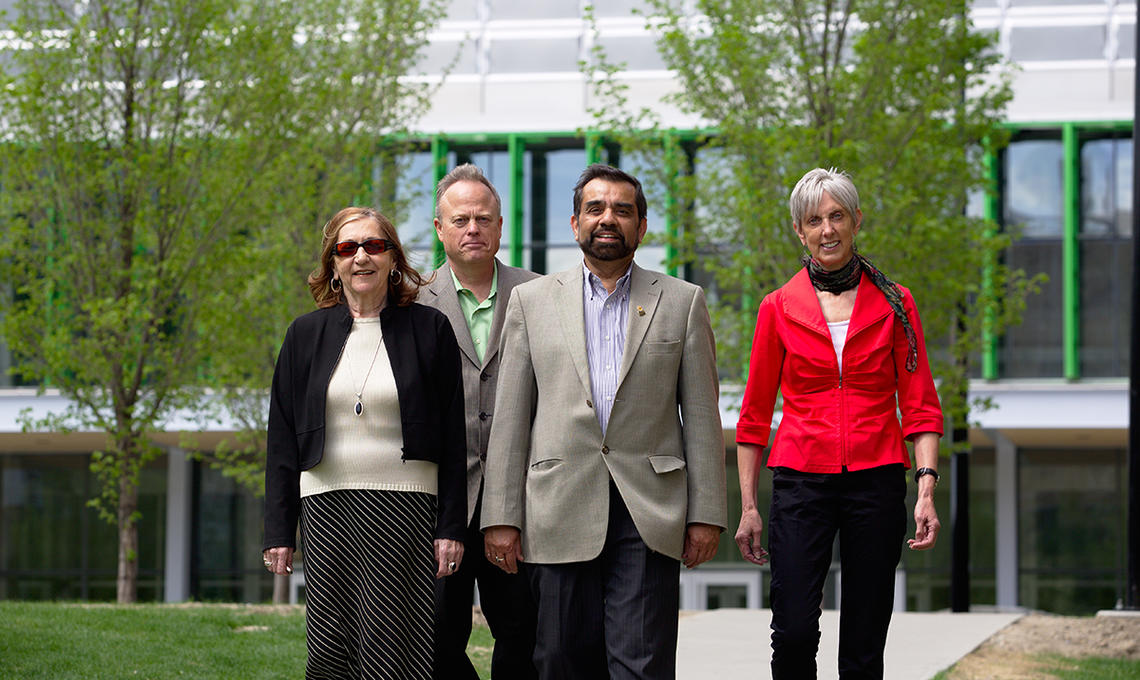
[663,131,679,277]
[1062,123,1080,380]
[508,134,526,268]
[431,136,449,269]
[982,148,1000,380]
[585,131,603,165]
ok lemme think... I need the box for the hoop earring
[389,269,403,286]
[330,277,342,293]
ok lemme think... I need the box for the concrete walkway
[676,609,1023,679]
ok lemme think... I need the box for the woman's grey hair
[789,168,860,227]
[435,163,502,220]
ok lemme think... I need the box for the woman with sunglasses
[263,206,466,679]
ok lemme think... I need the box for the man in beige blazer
[482,164,727,679]
[418,164,539,680]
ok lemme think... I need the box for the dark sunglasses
[334,238,396,257]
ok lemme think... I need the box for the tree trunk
[117,465,139,604]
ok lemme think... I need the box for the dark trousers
[768,465,906,680]
[528,484,680,680]
[433,492,538,680]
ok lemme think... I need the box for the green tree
[0,0,445,603]
[585,0,1039,449]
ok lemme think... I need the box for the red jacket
[736,269,943,473]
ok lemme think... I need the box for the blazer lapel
[484,259,514,369]
[425,266,480,367]
[553,266,593,398]
[617,264,661,387]
[783,268,892,342]
[782,268,829,338]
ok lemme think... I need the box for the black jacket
[263,302,466,551]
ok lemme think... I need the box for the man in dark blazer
[419,163,539,680]
[483,164,727,679]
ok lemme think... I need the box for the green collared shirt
[451,263,498,364]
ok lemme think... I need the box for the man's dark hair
[571,164,648,222]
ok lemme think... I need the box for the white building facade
[0,0,1132,613]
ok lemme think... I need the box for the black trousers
[433,491,538,680]
[528,484,680,680]
[768,465,906,680]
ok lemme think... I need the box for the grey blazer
[419,259,539,525]
[481,263,727,563]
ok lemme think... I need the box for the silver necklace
[349,327,385,417]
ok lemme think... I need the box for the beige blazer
[419,259,539,525]
[481,263,727,563]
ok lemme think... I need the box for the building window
[489,0,579,20]
[1018,448,1126,614]
[1008,25,1105,62]
[392,149,449,272]
[1079,134,1132,378]
[536,146,587,274]
[1000,135,1064,378]
[489,38,579,74]
[463,148,524,266]
[0,453,165,601]
[616,147,669,274]
[194,462,274,602]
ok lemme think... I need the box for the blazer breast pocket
[648,455,686,474]
[644,340,681,355]
[530,458,563,472]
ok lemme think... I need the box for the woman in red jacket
[734,168,943,680]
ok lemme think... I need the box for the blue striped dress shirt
[582,263,632,434]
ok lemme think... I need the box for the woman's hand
[263,547,294,575]
[434,538,464,579]
[734,443,769,565]
[908,432,941,551]
[908,495,940,550]
[734,508,769,565]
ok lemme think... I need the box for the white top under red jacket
[736,268,944,473]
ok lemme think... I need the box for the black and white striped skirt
[299,489,437,680]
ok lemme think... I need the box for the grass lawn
[932,656,1140,680]
[1049,656,1140,679]
[0,602,494,679]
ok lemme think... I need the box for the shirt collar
[450,261,498,301]
[583,261,633,300]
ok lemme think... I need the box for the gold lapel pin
[636,305,645,316]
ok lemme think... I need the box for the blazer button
[479,411,489,421]
[601,445,609,455]
[479,453,487,462]
[480,371,490,382]
[586,400,593,408]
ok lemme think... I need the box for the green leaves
[0,0,446,601]
[586,0,1033,423]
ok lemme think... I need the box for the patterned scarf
[802,253,919,373]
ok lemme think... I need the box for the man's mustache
[591,229,624,241]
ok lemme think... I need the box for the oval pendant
[354,401,363,416]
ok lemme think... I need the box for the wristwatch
[914,467,940,486]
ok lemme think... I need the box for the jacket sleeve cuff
[735,422,771,447]
[903,418,945,440]
[262,537,296,552]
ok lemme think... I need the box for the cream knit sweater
[300,317,437,498]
